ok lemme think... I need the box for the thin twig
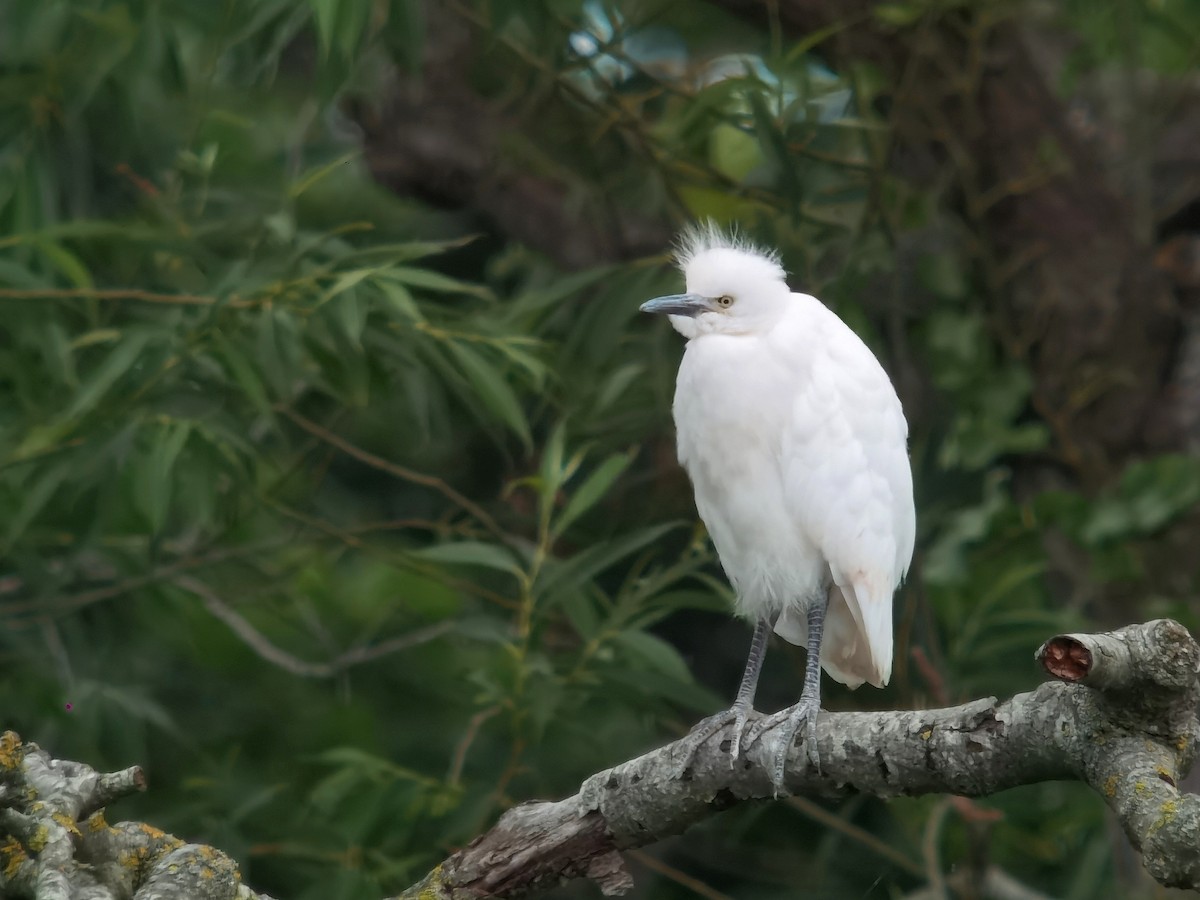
[0,287,255,308]
[276,407,508,542]
[448,705,503,787]
[0,541,287,620]
[786,795,924,878]
[911,645,950,706]
[626,849,734,900]
[922,798,954,900]
[261,497,521,611]
[174,575,452,678]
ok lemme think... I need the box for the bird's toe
[770,733,791,797]
[729,707,754,764]
[766,698,823,794]
[804,711,821,774]
[672,706,755,777]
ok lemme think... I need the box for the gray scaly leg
[770,599,826,793]
[673,617,771,774]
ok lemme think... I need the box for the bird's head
[641,223,790,338]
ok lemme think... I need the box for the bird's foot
[671,703,755,778]
[749,693,821,796]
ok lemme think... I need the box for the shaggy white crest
[640,225,916,792]
[674,221,783,275]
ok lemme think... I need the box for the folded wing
[773,298,915,687]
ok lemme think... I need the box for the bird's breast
[672,336,824,616]
[673,335,789,479]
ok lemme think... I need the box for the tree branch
[0,734,274,900]
[2,621,1196,898]
[394,619,1200,898]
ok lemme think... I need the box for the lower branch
[2,621,1195,899]
[396,619,1200,898]
[0,734,276,900]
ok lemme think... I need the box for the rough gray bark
[3,621,1197,899]
[395,619,1200,898]
[0,733,274,900]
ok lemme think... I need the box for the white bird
[641,224,915,792]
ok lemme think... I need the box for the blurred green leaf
[445,341,532,450]
[137,420,191,534]
[62,330,153,422]
[411,542,521,575]
[552,448,635,538]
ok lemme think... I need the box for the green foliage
[1061,0,1200,80]
[1,1,1197,899]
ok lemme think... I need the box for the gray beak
[639,293,713,317]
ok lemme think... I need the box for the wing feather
[774,295,915,687]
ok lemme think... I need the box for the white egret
[641,224,915,792]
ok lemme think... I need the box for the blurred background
[1,0,1198,897]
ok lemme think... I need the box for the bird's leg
[728,616,770,759]
[671,617,770,775]
[769,598,826,793]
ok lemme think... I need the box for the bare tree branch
[0,733,275,900]
[2,621,1196,899]
[393,619,1200,898]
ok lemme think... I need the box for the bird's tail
[774,583,892,689]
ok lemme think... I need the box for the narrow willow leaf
[288,151,361,198]
[340,234,480,264]
[491,340,548,384]
[139,420,191,533]
[308,0,339,56]
[0,220,152,247]
[614,629,694,683]
[593,362,645,414]
[380,266,491,298]
[317,269,372,306]
[873,3,924,26]
[255,310,289,396]
[4,459,70,548]
[537,522,682,604]
[41,320,77,387]
[70,329,122,350]
[507,266,614,317]
[536,421,568,525]
[560,591,602,640]
[330,291,367,347]
[376,279,425,323]
[333,0,370,59]
[602,658,723,712]
[62,330,152,421]
[446,342,532,450]
[411,541,520,574]
[552,449,635,538]
[35,239,94,289]
[213,333,272,414]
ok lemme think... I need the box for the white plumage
[642,224,915,790]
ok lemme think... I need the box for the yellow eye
[717,295,734,308]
